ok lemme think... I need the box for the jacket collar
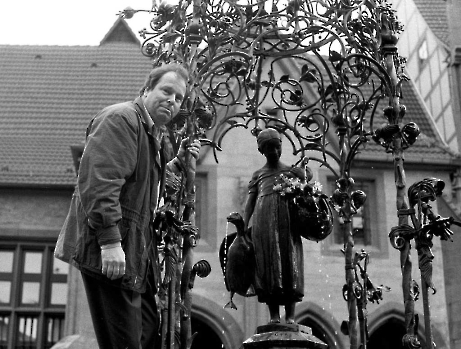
[134,96,165,143]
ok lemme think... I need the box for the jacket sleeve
[78,106,138,246]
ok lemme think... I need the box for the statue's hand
[243,222,249,235]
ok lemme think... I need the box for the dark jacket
[55,97,170,293]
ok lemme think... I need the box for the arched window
[368,317,426,349]
[295,302,345,348]
[191,316,224,349]
[190,295,244,349]
[298,317,338,349]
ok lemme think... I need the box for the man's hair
[139,63,189,96]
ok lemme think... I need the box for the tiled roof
[0,22,456,187]
[413,0,449,46]
[0,40,153,186]
[277,55,456,165]
[347,78,457,164]
[100,17,140,46]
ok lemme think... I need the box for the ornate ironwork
[119,0,459,348]
[389,178,461,348]
[341,249,391,345]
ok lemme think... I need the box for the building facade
[393,1,461,347]
[1,16,460,349]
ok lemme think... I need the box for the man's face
[143,71,187,126]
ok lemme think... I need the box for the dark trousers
[81,272,159,349]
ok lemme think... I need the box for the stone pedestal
[242,323,328,349]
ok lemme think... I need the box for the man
[55,63,200,349]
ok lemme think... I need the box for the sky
[0,0,160,46]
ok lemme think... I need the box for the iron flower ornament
[118,1,459,348]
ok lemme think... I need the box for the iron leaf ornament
[119,1,458,348]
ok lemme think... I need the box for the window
[265,108,285,130]
[0,242,68,349]
[332,179,373,246]
[195,172,206,241]
[320,170,388,257]
[194,166,218,251]
[418,38,428,70]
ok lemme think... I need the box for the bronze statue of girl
[243,128,305,324]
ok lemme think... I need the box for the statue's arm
[243,191,257,233]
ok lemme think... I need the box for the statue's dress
[248,165,304,304]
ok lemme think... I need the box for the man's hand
[172,138,201,173]
[101,244,126,280]
[177,138,201,162]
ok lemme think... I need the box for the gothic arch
[368,302,447,348]
[368,302,410,333]
[295,301,346,349]
[191,293,244,349]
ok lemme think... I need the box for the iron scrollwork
[389,178,461,347]
[118,0,458,348]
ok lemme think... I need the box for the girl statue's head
[257,129,282,163]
